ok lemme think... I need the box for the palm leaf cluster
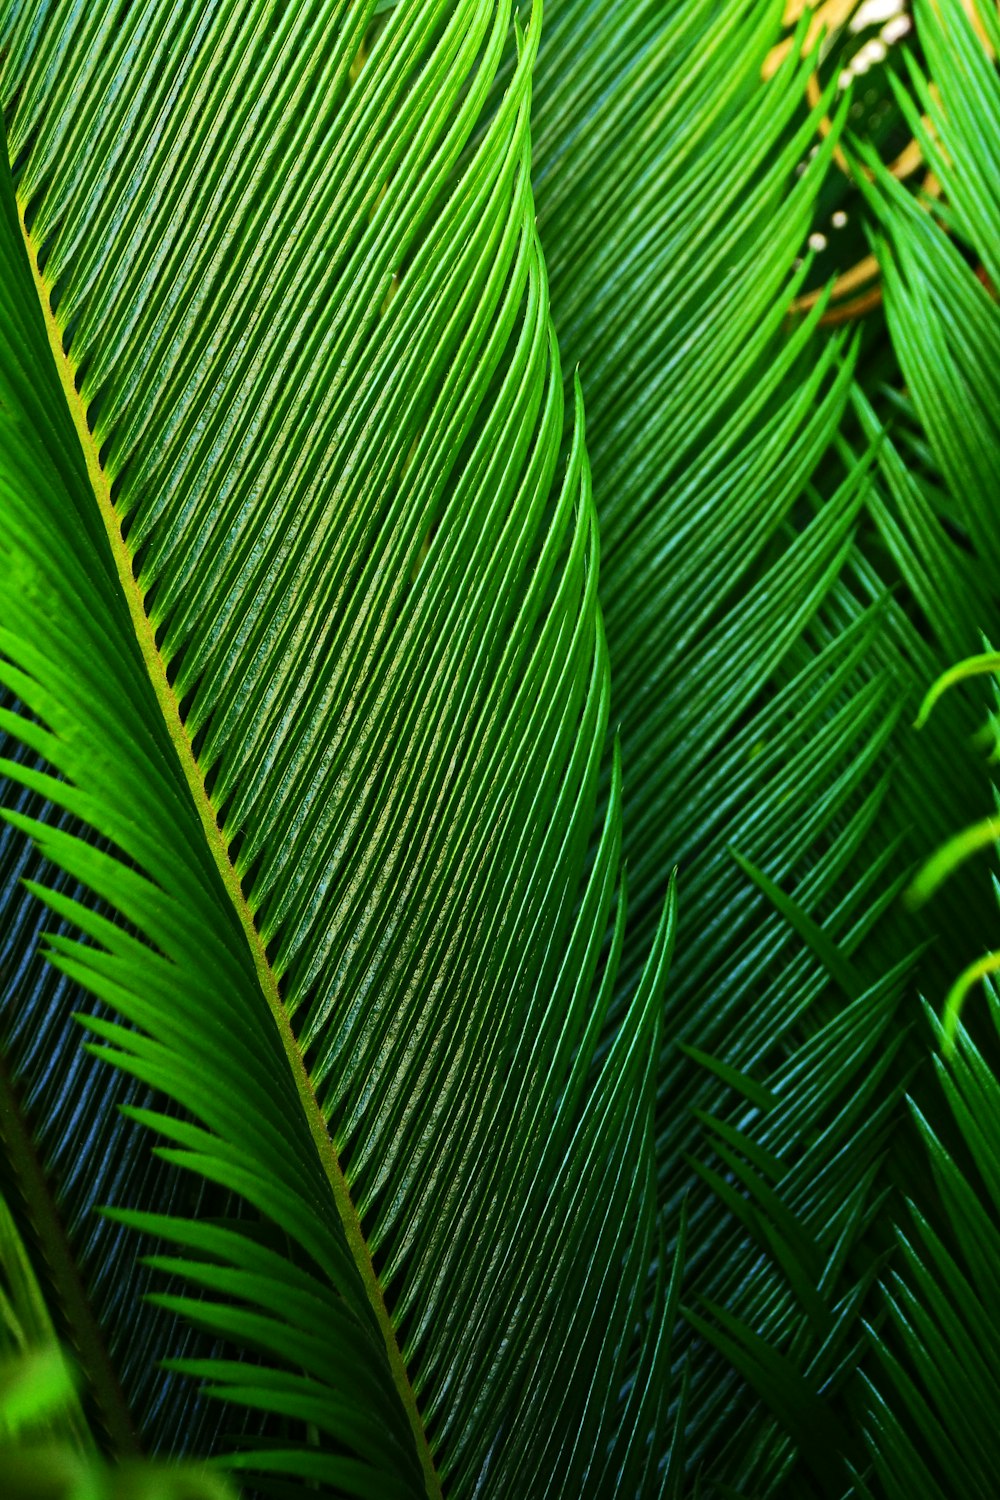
[0,0,998,1495]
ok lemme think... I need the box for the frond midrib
[16,197,443,1500]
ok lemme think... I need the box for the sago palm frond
[683,1,1000,1492]
[526,3,929,1489]
[0,2,677,1493]
[851,4,1000,1442]
[856,665,1000,1500]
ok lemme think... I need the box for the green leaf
[0,1,675,1493]
[525,3,926,1487]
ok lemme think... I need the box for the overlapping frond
[687,924,912,1497]
[855,0,1000,576]
[687,2,1000,1490]
[527,0,904,1160]
[862,987,1000,1500]
[853,0,1000,1028]
[848,9,1000,1451]
[518,2,928,1487]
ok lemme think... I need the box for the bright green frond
[0,1,674,1493]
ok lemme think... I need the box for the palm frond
[0,2,675,1492]
[685,1,1000,1489]
[520,3,931,1485]
[854,0,1000,578]
[857,667,1000,1498]
[687,941,912,1497]
[863,987,1000,1498]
